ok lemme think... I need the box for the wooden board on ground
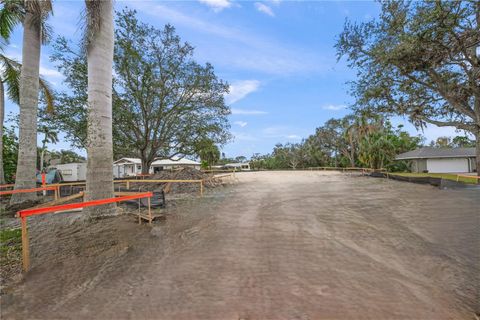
[132,210,164,224]
[163,183,172,194]
[114,191,148,196]
[30,192,84,209]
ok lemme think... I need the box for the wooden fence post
[42,173,46,196]
[148,197,152,224]
[21,217,30,272]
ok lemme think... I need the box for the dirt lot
[1,171,479,319]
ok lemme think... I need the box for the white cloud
[322,104,346,111]
[233,121,248,127]
[199,0,232,12]
[226,80,260,104]
[40,66,63,78]
[231,108,268,115]
[262,126,301,140]
[130,2,327,76]
[131,2,234,39]
[255,2,275,16]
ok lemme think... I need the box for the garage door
[427,158,468,173]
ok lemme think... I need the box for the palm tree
[0,73,4,185]
[84,0,115,217]
[0,55,54,184]
[38,125,58,171]
[0,2,53,186]
[4,1,53,204]
[1,4,22,185]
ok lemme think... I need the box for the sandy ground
[1,171,479,319]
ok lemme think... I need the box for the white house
[396,147,477,173]
[150,157,201,173]
[113,157,201,178]
[224,162,251,170]
[113,158,142,178]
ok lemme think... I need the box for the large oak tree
[47,9,231,173]
[336,0,480,175]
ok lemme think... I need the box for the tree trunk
[0,80,5,184]
[40,148,45,172]
[10,12,41,204]
[85,0,115,217]
[334,148,338,167]
[141,158,152,175]
[476,131,479,181]
[349,137,355,167]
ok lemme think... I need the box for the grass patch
[390,172,479,184]
[0,228,22,257]
[0,227,23,285]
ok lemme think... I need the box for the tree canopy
[2,126,18,183]
[194,138,220,169]
[336,0,479,173]
[46,9,231,172]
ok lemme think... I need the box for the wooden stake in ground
[21,217,30,272]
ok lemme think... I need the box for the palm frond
[0,0,23,42]
[0,53,21,104]
[39,76,54,113]
[1,53,54,111]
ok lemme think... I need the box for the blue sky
[3,0,460,158]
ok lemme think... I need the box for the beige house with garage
[396,147,477,173]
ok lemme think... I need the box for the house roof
[151,157,200,166]
[396,147,476,160]
[113,158,142,165]
[114,157,200,166]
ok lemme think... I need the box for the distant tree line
[250,113,424,171]
[429,136,476,148]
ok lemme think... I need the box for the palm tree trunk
[40,145,46,172]
[10,12,41,204]
[84,0,115,217]
[0,80,5,184]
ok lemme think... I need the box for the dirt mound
[150,167,208,181]
[127,168,225,194]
